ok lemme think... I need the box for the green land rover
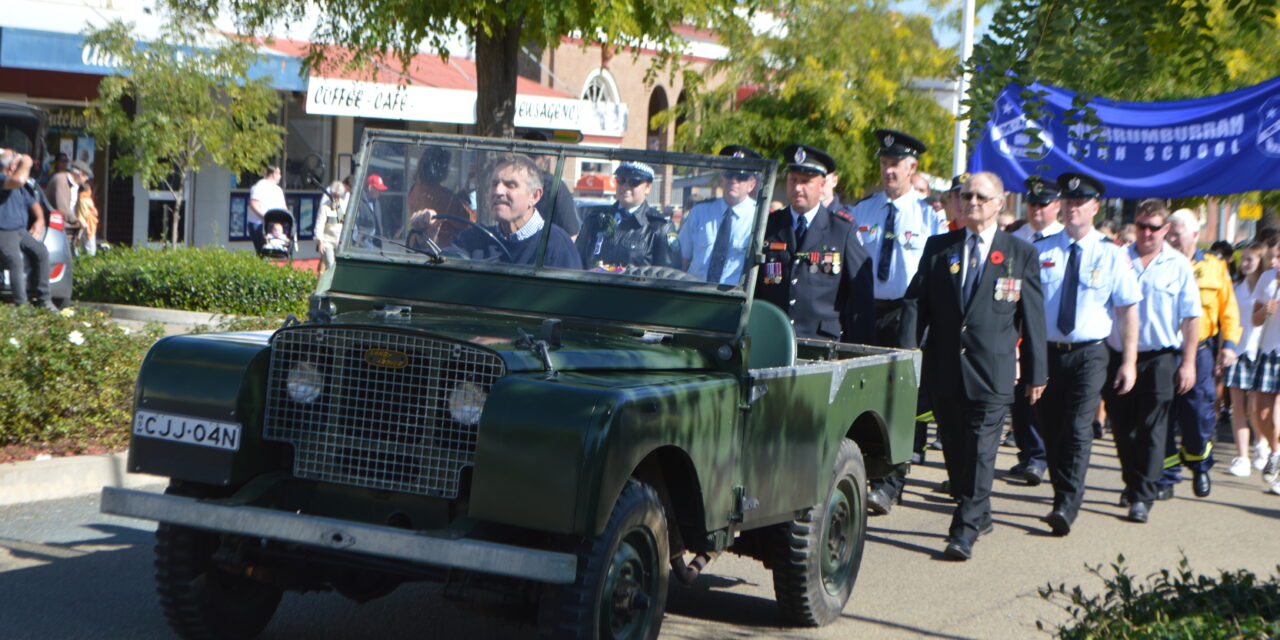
[102,132,919,639]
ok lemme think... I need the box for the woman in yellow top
[74,179,99,256]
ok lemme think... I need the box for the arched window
[581,69,620,106]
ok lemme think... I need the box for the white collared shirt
[679,196,757,285]
[504,210,544,241]
[790,204,819,234]
[851,189,948,299]
[1038,228,1143,343]
[1013,220,1064,243]
[962,223,998,283]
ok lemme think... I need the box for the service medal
[950,263,960,274]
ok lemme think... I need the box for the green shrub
[74,246,317,316]
[0,306,165,448]
[1040,555,1280,639]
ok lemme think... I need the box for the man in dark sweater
[453,153,581,270]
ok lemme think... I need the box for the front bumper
[100,487,577,584]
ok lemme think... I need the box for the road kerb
[0,451,161,507]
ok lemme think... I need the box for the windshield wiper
[365,234,445,263]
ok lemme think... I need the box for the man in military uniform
[1162,207,1240,498]
[1034,172,1141,536]
[1105,201,1200,523]
[575,162,681,271]
[680,145,761,285]
[755,144,874,342]
[1006,176,1063,486]
[851,129,947,514]
[899,171,1047,559]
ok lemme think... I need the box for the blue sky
[893,0,995,49]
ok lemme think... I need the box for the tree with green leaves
[177,0,761,138]
[84,18,284,245]
[670,0,958,194]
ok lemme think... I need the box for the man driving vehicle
[450,153,582,269]
[575,162,680,271]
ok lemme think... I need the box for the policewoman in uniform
[755,145,874,342]
[1104,201,1200,523]
[1162,207,1241,498]
[898,171,1047,560]
[1034,172,1142,536]
[1007,177,1063,485]
[575,162,681,271]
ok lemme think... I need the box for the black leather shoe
[1127,501,1150,523]
[1193,471,1211,497]
[1117,492,1132,507]
[1044,510,1071,536]
[1155,484,1175,501]
[1092,421,1105,439]
[1009,462,1027,476]
[935,479,951,494]
[867,488,896,515]
[944,538,973,560]
[1021,465,1045,487]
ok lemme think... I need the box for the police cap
[783,144,835,176]
[719,145,761,159]
[1025,176,1061,205]
[1056,172,1105,199]
[949,173,970,192]
[614,162,655,184]
[874,129,927,158]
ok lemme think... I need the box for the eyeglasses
[959,191,997,203]
[721,171,753,182]
[616,177,649,188]
[1135,221,1166,232]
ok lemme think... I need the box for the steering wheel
[302,154,327,189]
[624,265,702,282]
[433,213,513,263]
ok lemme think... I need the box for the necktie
[705,206,734,284]
[963,234,982,307]
[794,214,808,247]
[1058,242,1080,336]
[877,202,896,281]
[1033,231,1044,242]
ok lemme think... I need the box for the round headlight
[449,381,487,426]
[287,362,323,404]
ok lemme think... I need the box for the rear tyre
[770,438,867,626]
[154,522,283,639]
[539,479,670,640]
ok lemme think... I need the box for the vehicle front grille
[264,326,505,498]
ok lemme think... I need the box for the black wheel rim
[600,527,659,640]
[821,475,857,595]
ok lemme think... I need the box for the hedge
[74,246,317,316]
[0,306,164,448]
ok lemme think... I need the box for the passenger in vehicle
[575,162,680,272]
[679,145,761,284]
[451,154,582,269]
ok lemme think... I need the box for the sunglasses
[1135,221,1166,232]
[616,177,649,188]
[721,171,753,182]
[958,191,997,203]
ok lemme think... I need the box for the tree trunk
[473,21,522,138]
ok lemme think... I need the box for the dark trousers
[1164,342,1217,483]
[870,299,921,500]
[1034,342,1108,523]
[1105,348,1176,504]
[0,228,49,305]
[1011,381,1047,471]
[248,221,265,253]
[933,396,1007,543]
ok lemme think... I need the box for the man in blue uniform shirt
[452,153,581,269]
[852,129,947,514]
[680,145,761,285]
[1104,200,1199,523]
[1034,172,1141,536]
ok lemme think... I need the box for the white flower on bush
[81,321,91,328]
[68,330,86,346]
[119,326,132,334]
[8,337,18,347]
[60,307,75,317]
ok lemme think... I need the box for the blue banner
[968,75,1280,198]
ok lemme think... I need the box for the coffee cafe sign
[305,77,626,136]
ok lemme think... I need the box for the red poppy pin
[990,250,1005,265]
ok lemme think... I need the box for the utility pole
[952,0,976,177]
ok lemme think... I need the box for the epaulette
[831,208,854,223]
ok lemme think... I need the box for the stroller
[257,209,296,262]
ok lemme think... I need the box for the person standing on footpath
[899,171,1046,559]
[1034,173,1141,535]
[1005,176,1064,486]
[248,165,287,252]
[755,144,874,343]
[1160,208,1240,498]
[850,129,947,514]
[1223,243,1267,477]
[0,149,56,310]
[1104,202,1199,523]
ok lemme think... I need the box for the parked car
[103,132,919,639]
[0,101,74,307]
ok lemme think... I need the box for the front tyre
[539,479,670,640]
[154,522,283,640]
[770,438,868,626]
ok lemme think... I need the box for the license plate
[133,411,242,451]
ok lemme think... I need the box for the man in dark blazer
[899,171,1047,560]
[755,144,874,343]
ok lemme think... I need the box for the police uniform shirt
[1038,228,1143,343]
[1012,220,1064,244]
[679,197,757,284]
[1107,244,1200,352]
[852,190,947,300]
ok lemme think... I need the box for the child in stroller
[257,209,295,260]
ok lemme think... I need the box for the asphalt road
[2,436,1277,640]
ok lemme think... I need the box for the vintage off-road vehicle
[102,132,919,639]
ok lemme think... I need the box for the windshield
[339,134,775,294]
